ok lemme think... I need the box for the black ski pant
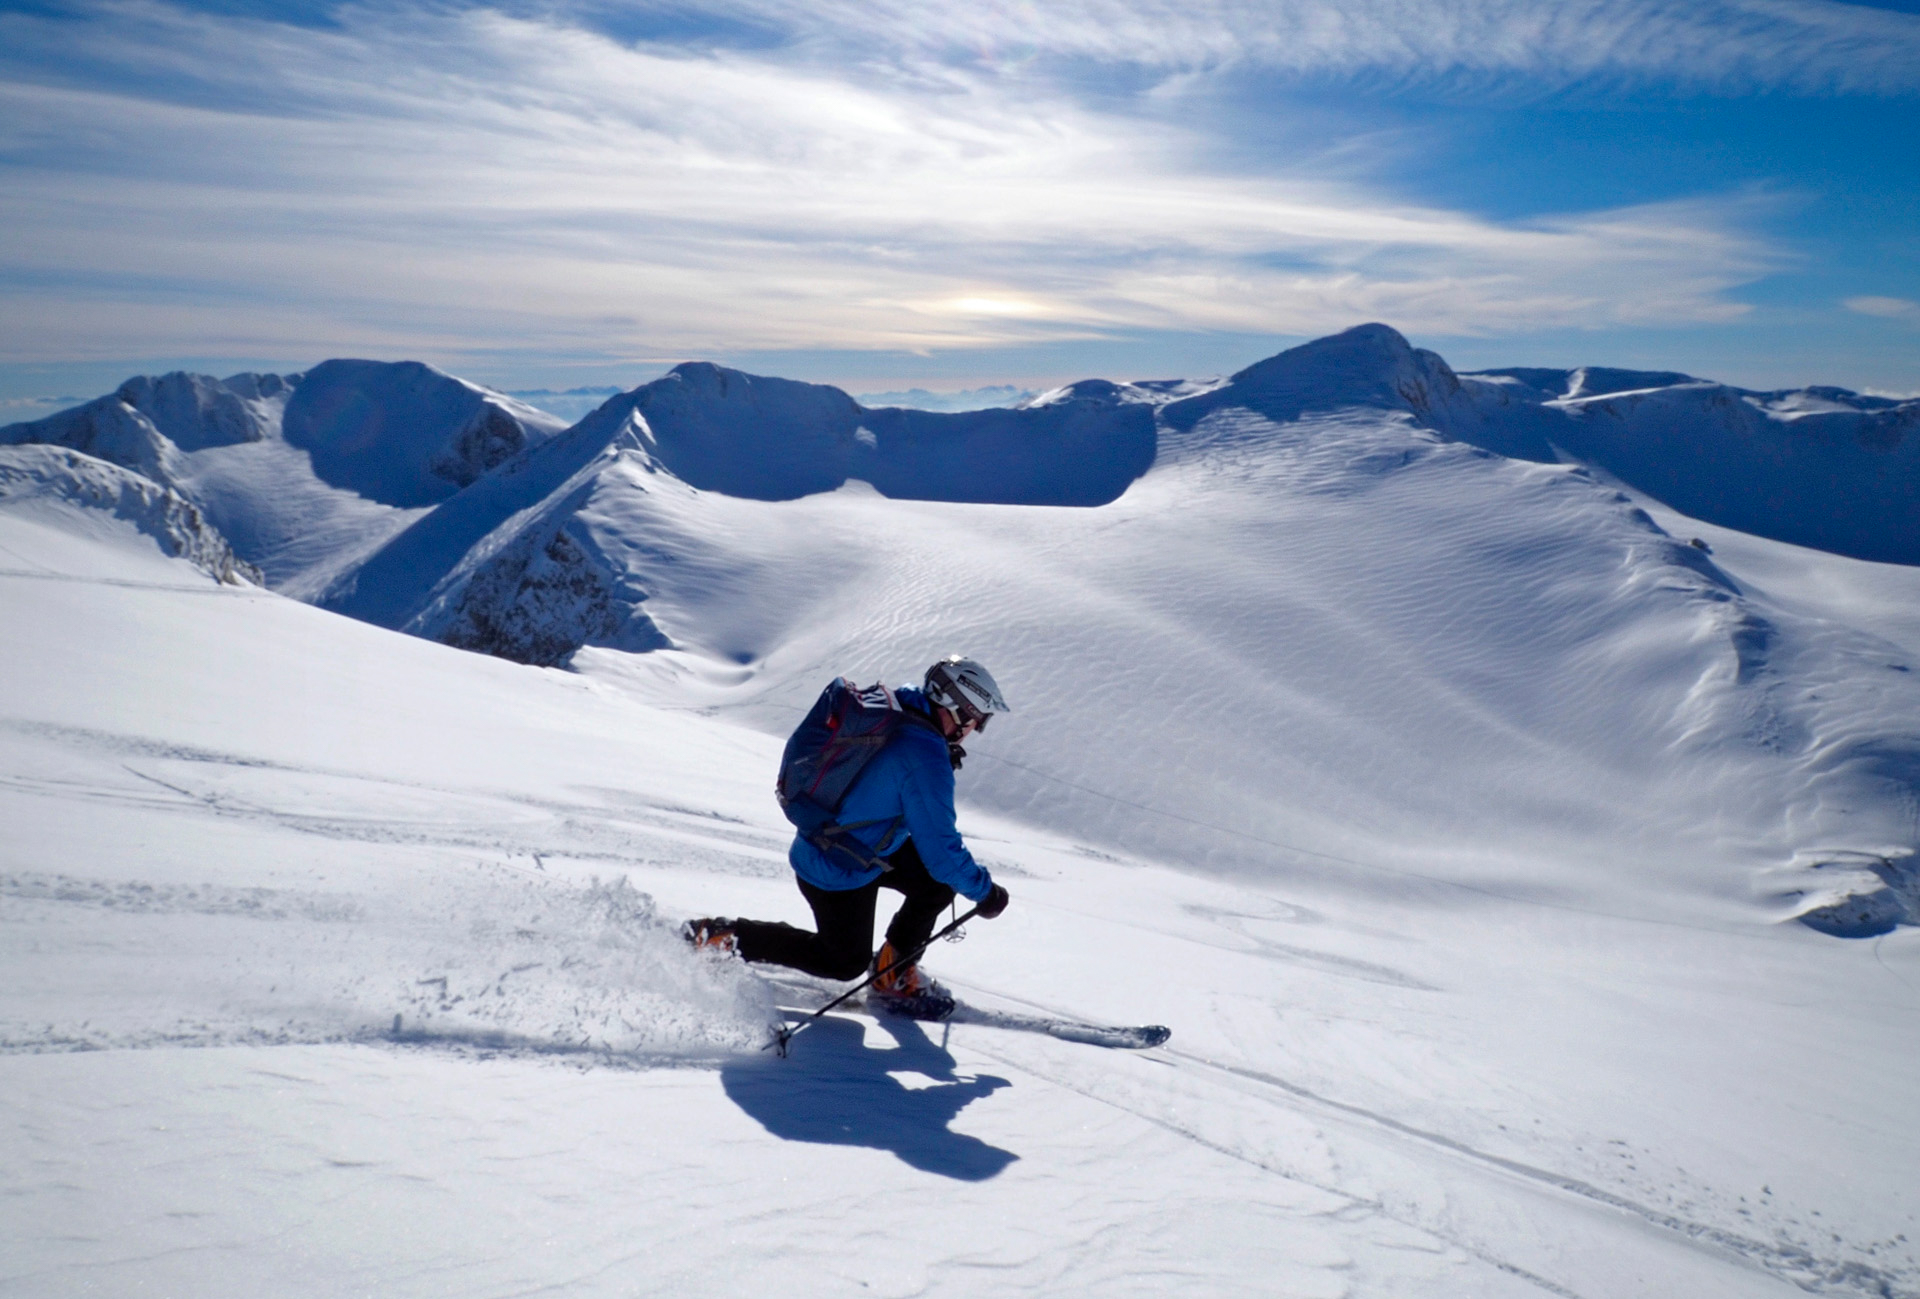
[732,840,955,981]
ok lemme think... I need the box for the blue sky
[1,0,1916,402]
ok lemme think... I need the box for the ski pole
[770,904,980,1056]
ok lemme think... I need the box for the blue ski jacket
[787,686,995,902]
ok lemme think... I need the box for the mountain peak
[112,371,291,452]
[1163,322,1463,431]
[282,359,566,507]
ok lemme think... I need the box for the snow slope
[5,407,1920,1298]
[307,326,1920,929]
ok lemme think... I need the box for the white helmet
[924,655,1011,731]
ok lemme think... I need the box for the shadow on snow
[721,1013,1017,1181]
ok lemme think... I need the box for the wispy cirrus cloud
[625,0,1920,95]
[0,0,1848,375]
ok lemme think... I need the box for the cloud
[0,1,1797,368]
[0,394,88,419]
[1844,295,1920,318]
[638,0,1920,96]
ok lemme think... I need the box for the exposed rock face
[436,512,670,668]
[0,444,262,585]
[429,402,539,491]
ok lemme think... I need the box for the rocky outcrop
[0,444,262,585]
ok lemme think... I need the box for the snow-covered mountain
[6,321,1920,1296]
[1144,323,1920,568]
[7,327,1916,910]
[0,370,290,484]
[283,359,568,508]
[309,362,1161,661]
[11,325,1911,620]
[0,360,566,599]
[1456,363,1920,566]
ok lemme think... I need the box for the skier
[685,655,1013,1019]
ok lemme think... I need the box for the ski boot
[866,940,955,1022]
[682,917,739,957]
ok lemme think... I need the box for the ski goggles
[955,699,991,733]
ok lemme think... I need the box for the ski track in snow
[0,721,785,1063]
[6,766,1915,1294]
[945,979,1917,1299]
[0,859,778,1061]
[0,715,793,875]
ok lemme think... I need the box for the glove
[976,884,1010,919]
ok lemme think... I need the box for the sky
[1,0,1917,402]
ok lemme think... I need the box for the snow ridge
[0,370,292,484]
[560,360,1160,506]
[0,444,261,585]
[1458,365,1920,565]
[319,362,1163,661]
[1162,321,1470,435]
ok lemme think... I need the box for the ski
[947,1003,1170,1049]
[768,999,1169,1050]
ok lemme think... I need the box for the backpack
[776,678,923,867]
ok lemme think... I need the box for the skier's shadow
[720,1013,1017,1181]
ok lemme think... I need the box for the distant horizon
[5,325,1918,418]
